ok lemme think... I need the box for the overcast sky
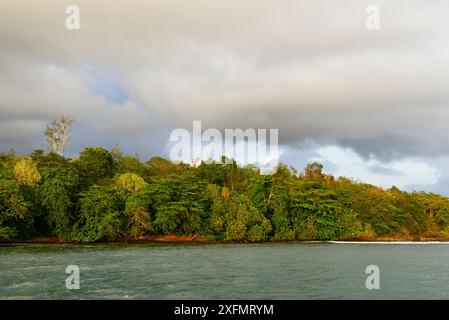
[1,0,449,194]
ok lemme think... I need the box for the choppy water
[1,242,449,299]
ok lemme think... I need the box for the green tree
[74,147,115,187]
[124,188,153,237]
[149,174,208,236]
[209,185,272,242]
[0,179,29,239]
[72,186,123,242]
[289,185,360,240]
[40,166,79,238]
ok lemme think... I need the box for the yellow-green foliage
[115,172,147,193]
[13,158,41,185]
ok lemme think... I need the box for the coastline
[2,234,449,245]
[0,235,212,245]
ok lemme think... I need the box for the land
[2,234,449,245]
[3,148,449,244]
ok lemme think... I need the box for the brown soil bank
[2,234,449,244]
[0,235,212,244]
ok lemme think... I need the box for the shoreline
[2,235,449,245]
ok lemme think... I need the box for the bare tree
[44,115,74,156]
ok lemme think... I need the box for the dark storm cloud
[0,0,449,163]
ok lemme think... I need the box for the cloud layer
[1,0,449,192]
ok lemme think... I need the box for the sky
[1,0,449,194]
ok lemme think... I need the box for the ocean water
[1,242,449,299]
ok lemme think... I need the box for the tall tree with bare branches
[44,115,74,156]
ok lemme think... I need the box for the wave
[328,241,449,244]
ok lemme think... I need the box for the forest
[2,145,449,242]
[0,116,448,243]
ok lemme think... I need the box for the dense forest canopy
[1,146,449,242]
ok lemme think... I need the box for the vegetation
[1,116,449,242]
[2,147,449,242]
[44,116,74,156]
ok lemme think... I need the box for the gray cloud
[0,0,449,165]
[367,164,402,176]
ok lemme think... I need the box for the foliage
[2,145,449,242]
[148,173,208,236]
[0,178,29,239]
[72,186,123,242]
[40,166,79,238]
[74,147,114,187]
[0,226,18,240]
[208,185,272,241]
[124,189,153,237]
[115,173,147,194]
[13,158,41,185]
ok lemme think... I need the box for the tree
[0,150,16,180]
[208,185,272,242]
[302,162,325,182]
[149,174,208,236]
[268,181,294,240]
[0,178,29,239]
[72,186,123,242]
[289,186,360,240]
[115,173,147,194]
[4,144,449,243]
[145,157,180,177]
[44,115,74,156]
[116,156,145,176]
[124,189,153,237]
[13,158,41,185]
[74,147,115,187]
[40,166,79,238]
